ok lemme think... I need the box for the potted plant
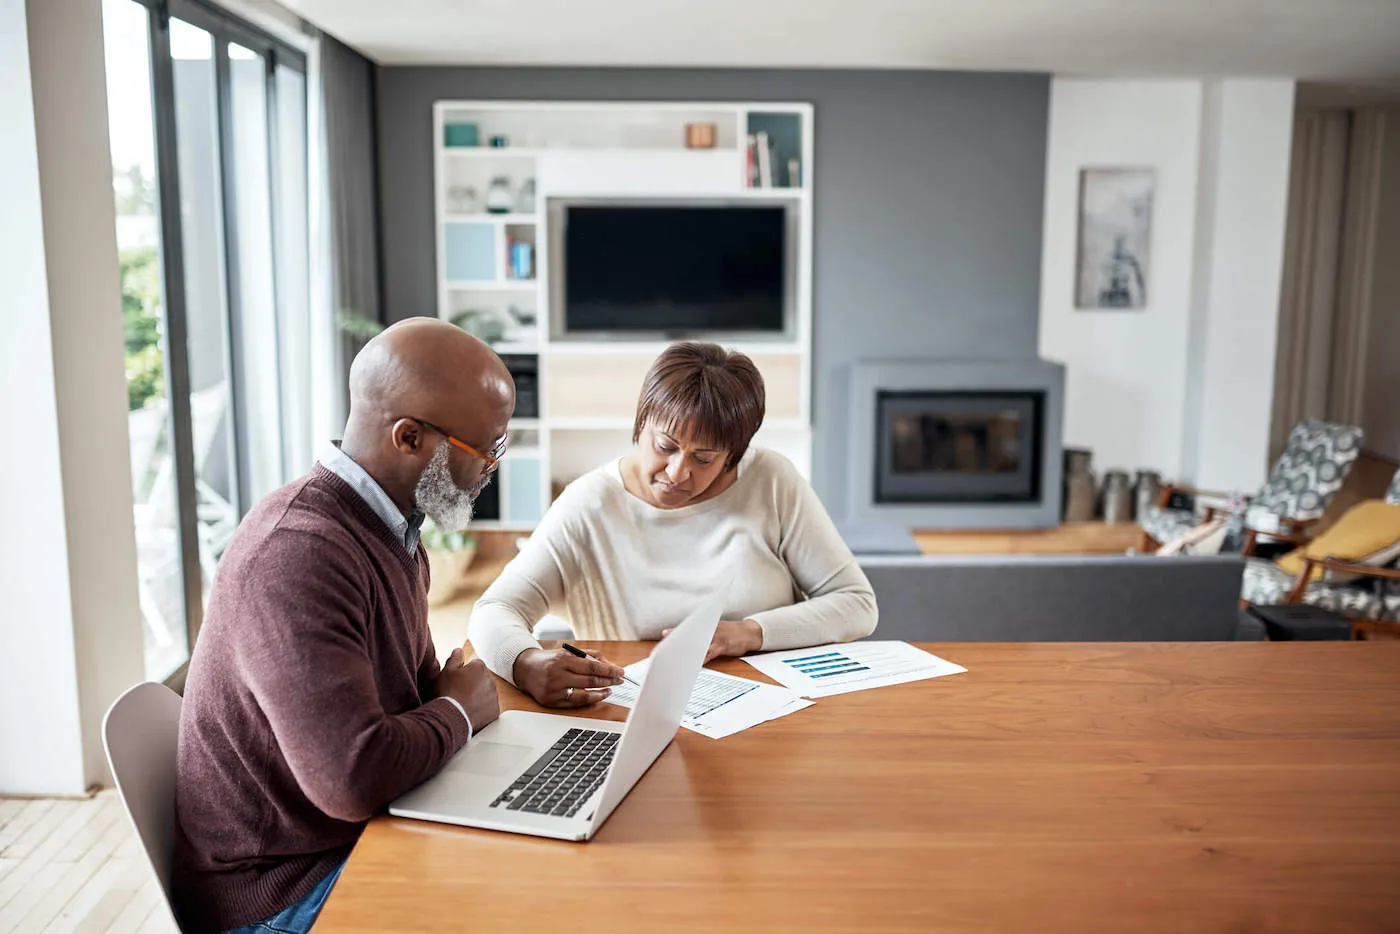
[449,308,506,344]
[341,307,508,346]
[421,519,478,607]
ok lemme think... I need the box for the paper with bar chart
[605,658,812,739]
[742,641,967,698]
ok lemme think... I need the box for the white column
[0,0,145,795]
[1182,80,1296,492]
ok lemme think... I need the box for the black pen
[562,643,640,687]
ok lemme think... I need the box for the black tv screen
[562,204,786,334]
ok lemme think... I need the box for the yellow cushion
[1275,500,1400,579]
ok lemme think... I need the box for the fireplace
[849,361,1065,529]
[876,391,1044,504]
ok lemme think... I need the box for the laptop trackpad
[446,742,533,777]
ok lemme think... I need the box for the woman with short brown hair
[469,342,878,708]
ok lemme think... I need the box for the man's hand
[662,619,763,663]
[436,649,501,732]
[513,646,625,708]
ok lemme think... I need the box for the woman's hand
[662,619,763,663]
[512,646,625,708]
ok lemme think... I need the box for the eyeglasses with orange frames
[409,418,508,473]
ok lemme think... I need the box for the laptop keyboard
[490,728,619,818]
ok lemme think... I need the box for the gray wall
[375,68,1050,512]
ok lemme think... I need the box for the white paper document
[742,641,967,698]
[605,658,812,739]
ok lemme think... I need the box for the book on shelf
[746,131,782,188]
[756,131,773,188]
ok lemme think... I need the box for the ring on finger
[566,686,574,700]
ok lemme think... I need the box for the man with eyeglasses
[171,318,570,934]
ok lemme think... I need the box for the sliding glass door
[102,0,309,684]
[227,41,285,505]
[105,0,190,679]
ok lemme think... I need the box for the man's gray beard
[414,441,478,531]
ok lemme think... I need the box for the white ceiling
[281,0,1400,82]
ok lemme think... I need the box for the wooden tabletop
[316,642,1400,933]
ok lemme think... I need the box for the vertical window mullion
[213,36,250,517]
[147,1,206,666]
[264,49,289,483]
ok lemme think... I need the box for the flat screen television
[553,201,790,339]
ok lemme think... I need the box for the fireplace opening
[875,390,1045,504]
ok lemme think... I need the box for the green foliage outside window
[122,245,164,412]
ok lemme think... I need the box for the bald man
[172,320,516,934]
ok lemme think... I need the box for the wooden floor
[0,792,175,934]
[426,553,514,656]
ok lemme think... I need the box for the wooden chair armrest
[1240,517,1321,556]
[1286,555,1400,605]
[1302,556,1400,582]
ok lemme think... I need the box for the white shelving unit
[442,213,538,224]
[433,100,815,530]
[443,279,537,290]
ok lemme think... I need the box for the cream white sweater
[468,448,879,683]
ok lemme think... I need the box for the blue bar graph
[800,661,863,674]
[810,666,869,678]
[782,651,867,680]
[784,652,841,666]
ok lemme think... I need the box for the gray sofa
[859,554,1247,642]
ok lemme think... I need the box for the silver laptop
[389,591,723,841]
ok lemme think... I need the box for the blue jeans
[223,859,347,934]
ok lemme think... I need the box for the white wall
[1,0,87,795]
[1039,77,1296,491]
[1183,81,1296,490]
[1039,80,1204,479]
[1,0,145,795]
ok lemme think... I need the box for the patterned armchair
[1240,467,1400,626]
[1139,420,1364,550]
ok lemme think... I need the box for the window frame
[119,0,309,689]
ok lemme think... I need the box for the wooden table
[317,642,1400,933]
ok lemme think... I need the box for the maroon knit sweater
[172,466,470,932]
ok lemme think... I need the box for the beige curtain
[1331,109,1388,428]
[1270,111,1348,459]
[308,32,381,441]
[1270,108,1387,461]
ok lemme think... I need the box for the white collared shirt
[319,441,424,555]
